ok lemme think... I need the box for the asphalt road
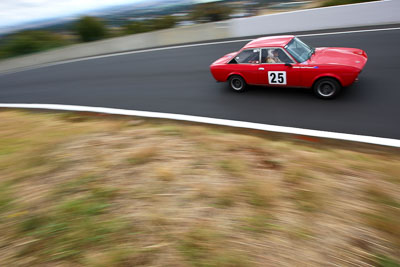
[1,27,399,139]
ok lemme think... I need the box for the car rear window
[231,49,260,64]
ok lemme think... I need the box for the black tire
[313,77,341,99]
[228,75,246,92]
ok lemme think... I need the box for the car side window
[234,49,260,64]
[261,48,294,64]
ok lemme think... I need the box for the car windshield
[285,37,314,63]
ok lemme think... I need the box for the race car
[209,35,367,99]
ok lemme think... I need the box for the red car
[210,35,367,99]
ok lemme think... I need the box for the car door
[230,48,261,85]
[258,48,301,87]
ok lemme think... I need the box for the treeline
[0,31,71,59]
[321,0,377,7]
[124,16,177,35]
[0,2,233,59]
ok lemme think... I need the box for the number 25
[270,73,284,83]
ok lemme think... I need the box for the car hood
[308,47,367,70]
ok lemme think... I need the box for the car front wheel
[229,75,246,92]
[313,78,341,99]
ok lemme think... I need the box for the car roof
[243,35,295,49]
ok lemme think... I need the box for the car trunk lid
[211,52,237,65]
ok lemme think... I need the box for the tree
[75,16,107,42]
[124,16,176,35]
[150,16,177,31]
[191,2,233,23]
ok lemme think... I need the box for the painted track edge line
[0,103,399,148]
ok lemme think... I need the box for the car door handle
[258,67,264,70]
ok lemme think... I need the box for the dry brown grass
[127,146,159,165]
[154,166,176,182]
[0,109,399,266]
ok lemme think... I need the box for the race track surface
[1,26,399,139]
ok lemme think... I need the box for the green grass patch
[214,187,237,208]
[241,181,277,208]
[0,183,13,215]
[363,185,400,246]
[294,188,323,212]
[284,168,315,185]
[366,186,400,208]
[17,189,128,262]
[54,173,99,196]
[241,213,276,233]
[59,112,92,123]
[375,254,400,267]
[218,159,247,177]
[286,226,313,240]
[157,125,183,136]
[178,227,248,267]
[84,247,154,266]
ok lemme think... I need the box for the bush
[75,16,107,42]
[0,31,69,59]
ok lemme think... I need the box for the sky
[0,0,147,29]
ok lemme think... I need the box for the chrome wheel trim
[317,81,335,97]
[231,78,243,91]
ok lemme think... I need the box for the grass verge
[0,109,399,266]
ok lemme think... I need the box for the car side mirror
[285,63,292,67]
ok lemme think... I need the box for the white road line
[1,104,399,148]
[1,26,400,76]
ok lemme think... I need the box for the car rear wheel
[229,75,246,92]
[313,78,341,99]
